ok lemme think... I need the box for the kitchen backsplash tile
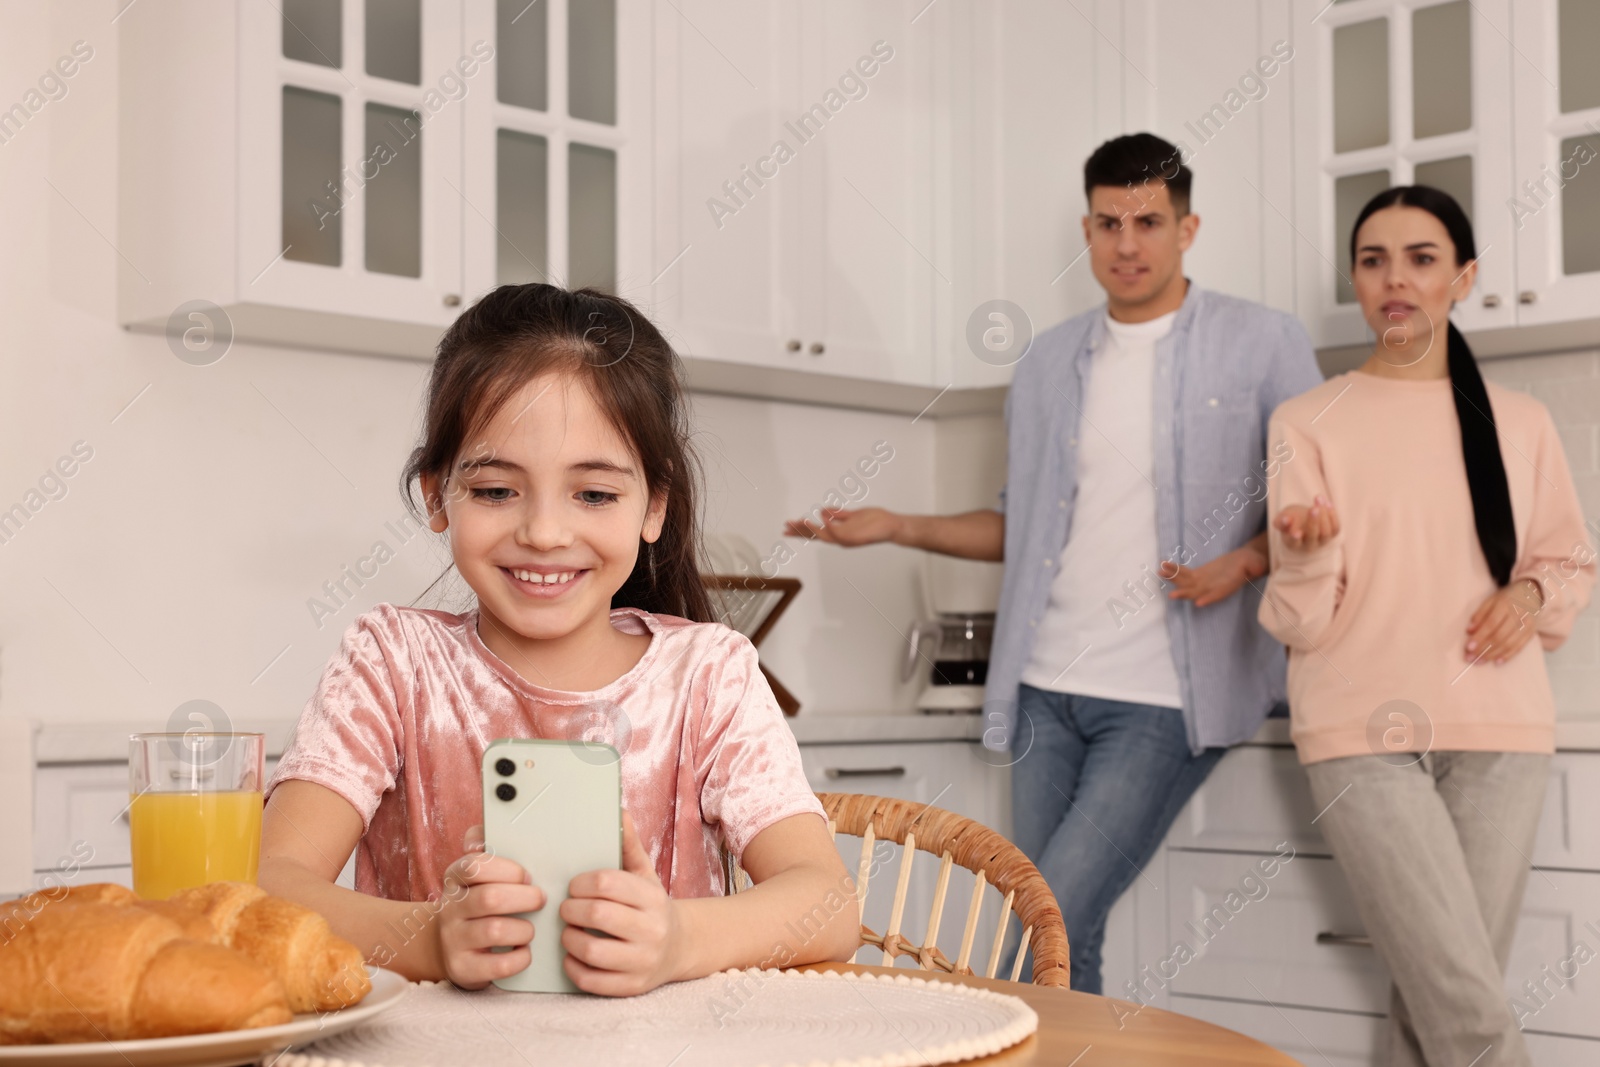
[1483,347,1600,717]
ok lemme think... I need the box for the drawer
[33,764,137,871]
[1171,995,1600,1066]
[1167,745,1330,855]
[1166,851,1390,1014]
[799,742,1001,827]
[34,759,281,875]
[1505,869,1600,1039]
[1531,753,1600,871]
[1171,748,1600,871]
[1168,995,1383,1067]
[1524,1030,1600,1065]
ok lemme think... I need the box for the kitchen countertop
[27,711,1600,763]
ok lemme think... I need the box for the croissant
[168,882,371,1012]
[0,900,291,1044]
[16,882,138,910]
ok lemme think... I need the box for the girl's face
[423,372,666,643]
[1351,204,1476,364]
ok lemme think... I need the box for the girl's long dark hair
[401,283,712,622]
[1350,185,1516,586]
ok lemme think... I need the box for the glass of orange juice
[128,732,264,900]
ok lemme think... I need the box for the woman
[1259,186,1594,1067]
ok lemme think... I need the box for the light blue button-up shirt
[984,282,1325,755]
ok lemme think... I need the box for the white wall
[0,2,938,735]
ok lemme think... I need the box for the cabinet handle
[786,339,802,352]
[825,766,906,779]
[1482,294,1501,308]
[443,293,462,308]
[1316,932,1373,948]
[809,342,825,355]
[1519,290,1537,305]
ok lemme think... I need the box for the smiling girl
[259,284,858,995]
[1259,187,1594,1066]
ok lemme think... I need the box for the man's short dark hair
[1083,133,1192,216]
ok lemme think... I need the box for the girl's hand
[560,810,685,997]
[1466,579,1545,664]
[1163,545,1269,607]
[1274,496,1340,552]
[435,825,547,989]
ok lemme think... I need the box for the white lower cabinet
[1170,996,1385,1067]
[1101,745,1600,1065]
[798,740,1014,977]
[31,759,357,894]
[1165,853,1389,1015]
[1523,1031,1600,1063]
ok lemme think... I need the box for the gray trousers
[1304,751,1549,1067]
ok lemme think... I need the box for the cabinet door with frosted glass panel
[1292,0,1516,348]
[1511,0,1600,326]
[238,0,465,327]
[461,0,651,304]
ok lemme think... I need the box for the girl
[260,284,859,996]
[1259,187,1594,1067]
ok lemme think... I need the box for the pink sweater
[1259,371,1595,765]
[266,604,825,903]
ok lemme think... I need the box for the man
[784,133,1324,993]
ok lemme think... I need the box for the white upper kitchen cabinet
[460,0,655,308]
[120,0,464,357]
[1511,0,1600,328]
[119,0,649,361]
[650,0,942,387]
[1144,0,1298,316]
[1291,0,1518,349]
[795,1,937,388]
[648,1,804,376]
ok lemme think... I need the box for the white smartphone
[481,738,623,993]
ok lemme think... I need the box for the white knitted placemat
[277,968,1038,1067]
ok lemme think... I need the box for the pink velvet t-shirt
[264,603,825,903]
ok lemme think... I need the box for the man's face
[1081,181,1199,309]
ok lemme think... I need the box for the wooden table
[794,963,1302,1066]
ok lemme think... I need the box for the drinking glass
[128,732,265,900]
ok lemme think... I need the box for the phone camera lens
[495,783,517,802]
[494,758,515,777]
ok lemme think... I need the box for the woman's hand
[559,811,685,997]
[1466,579,1545,664]
[783,507,903,546]
[1274,495,1340,552]
[435,826,547,989]
[1163,544,1269,607]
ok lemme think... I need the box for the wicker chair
[728,793,1070,988]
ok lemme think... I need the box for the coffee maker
[903,554,1002,713]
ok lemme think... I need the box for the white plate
[0,967,408,1067]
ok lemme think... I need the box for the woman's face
[1351,204,1476,365]
[422,371,665,643]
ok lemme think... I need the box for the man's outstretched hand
[783,507,903,547]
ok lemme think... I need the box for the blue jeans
[1007,683,1225,994]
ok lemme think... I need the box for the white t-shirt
[1019,310,1184,708]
